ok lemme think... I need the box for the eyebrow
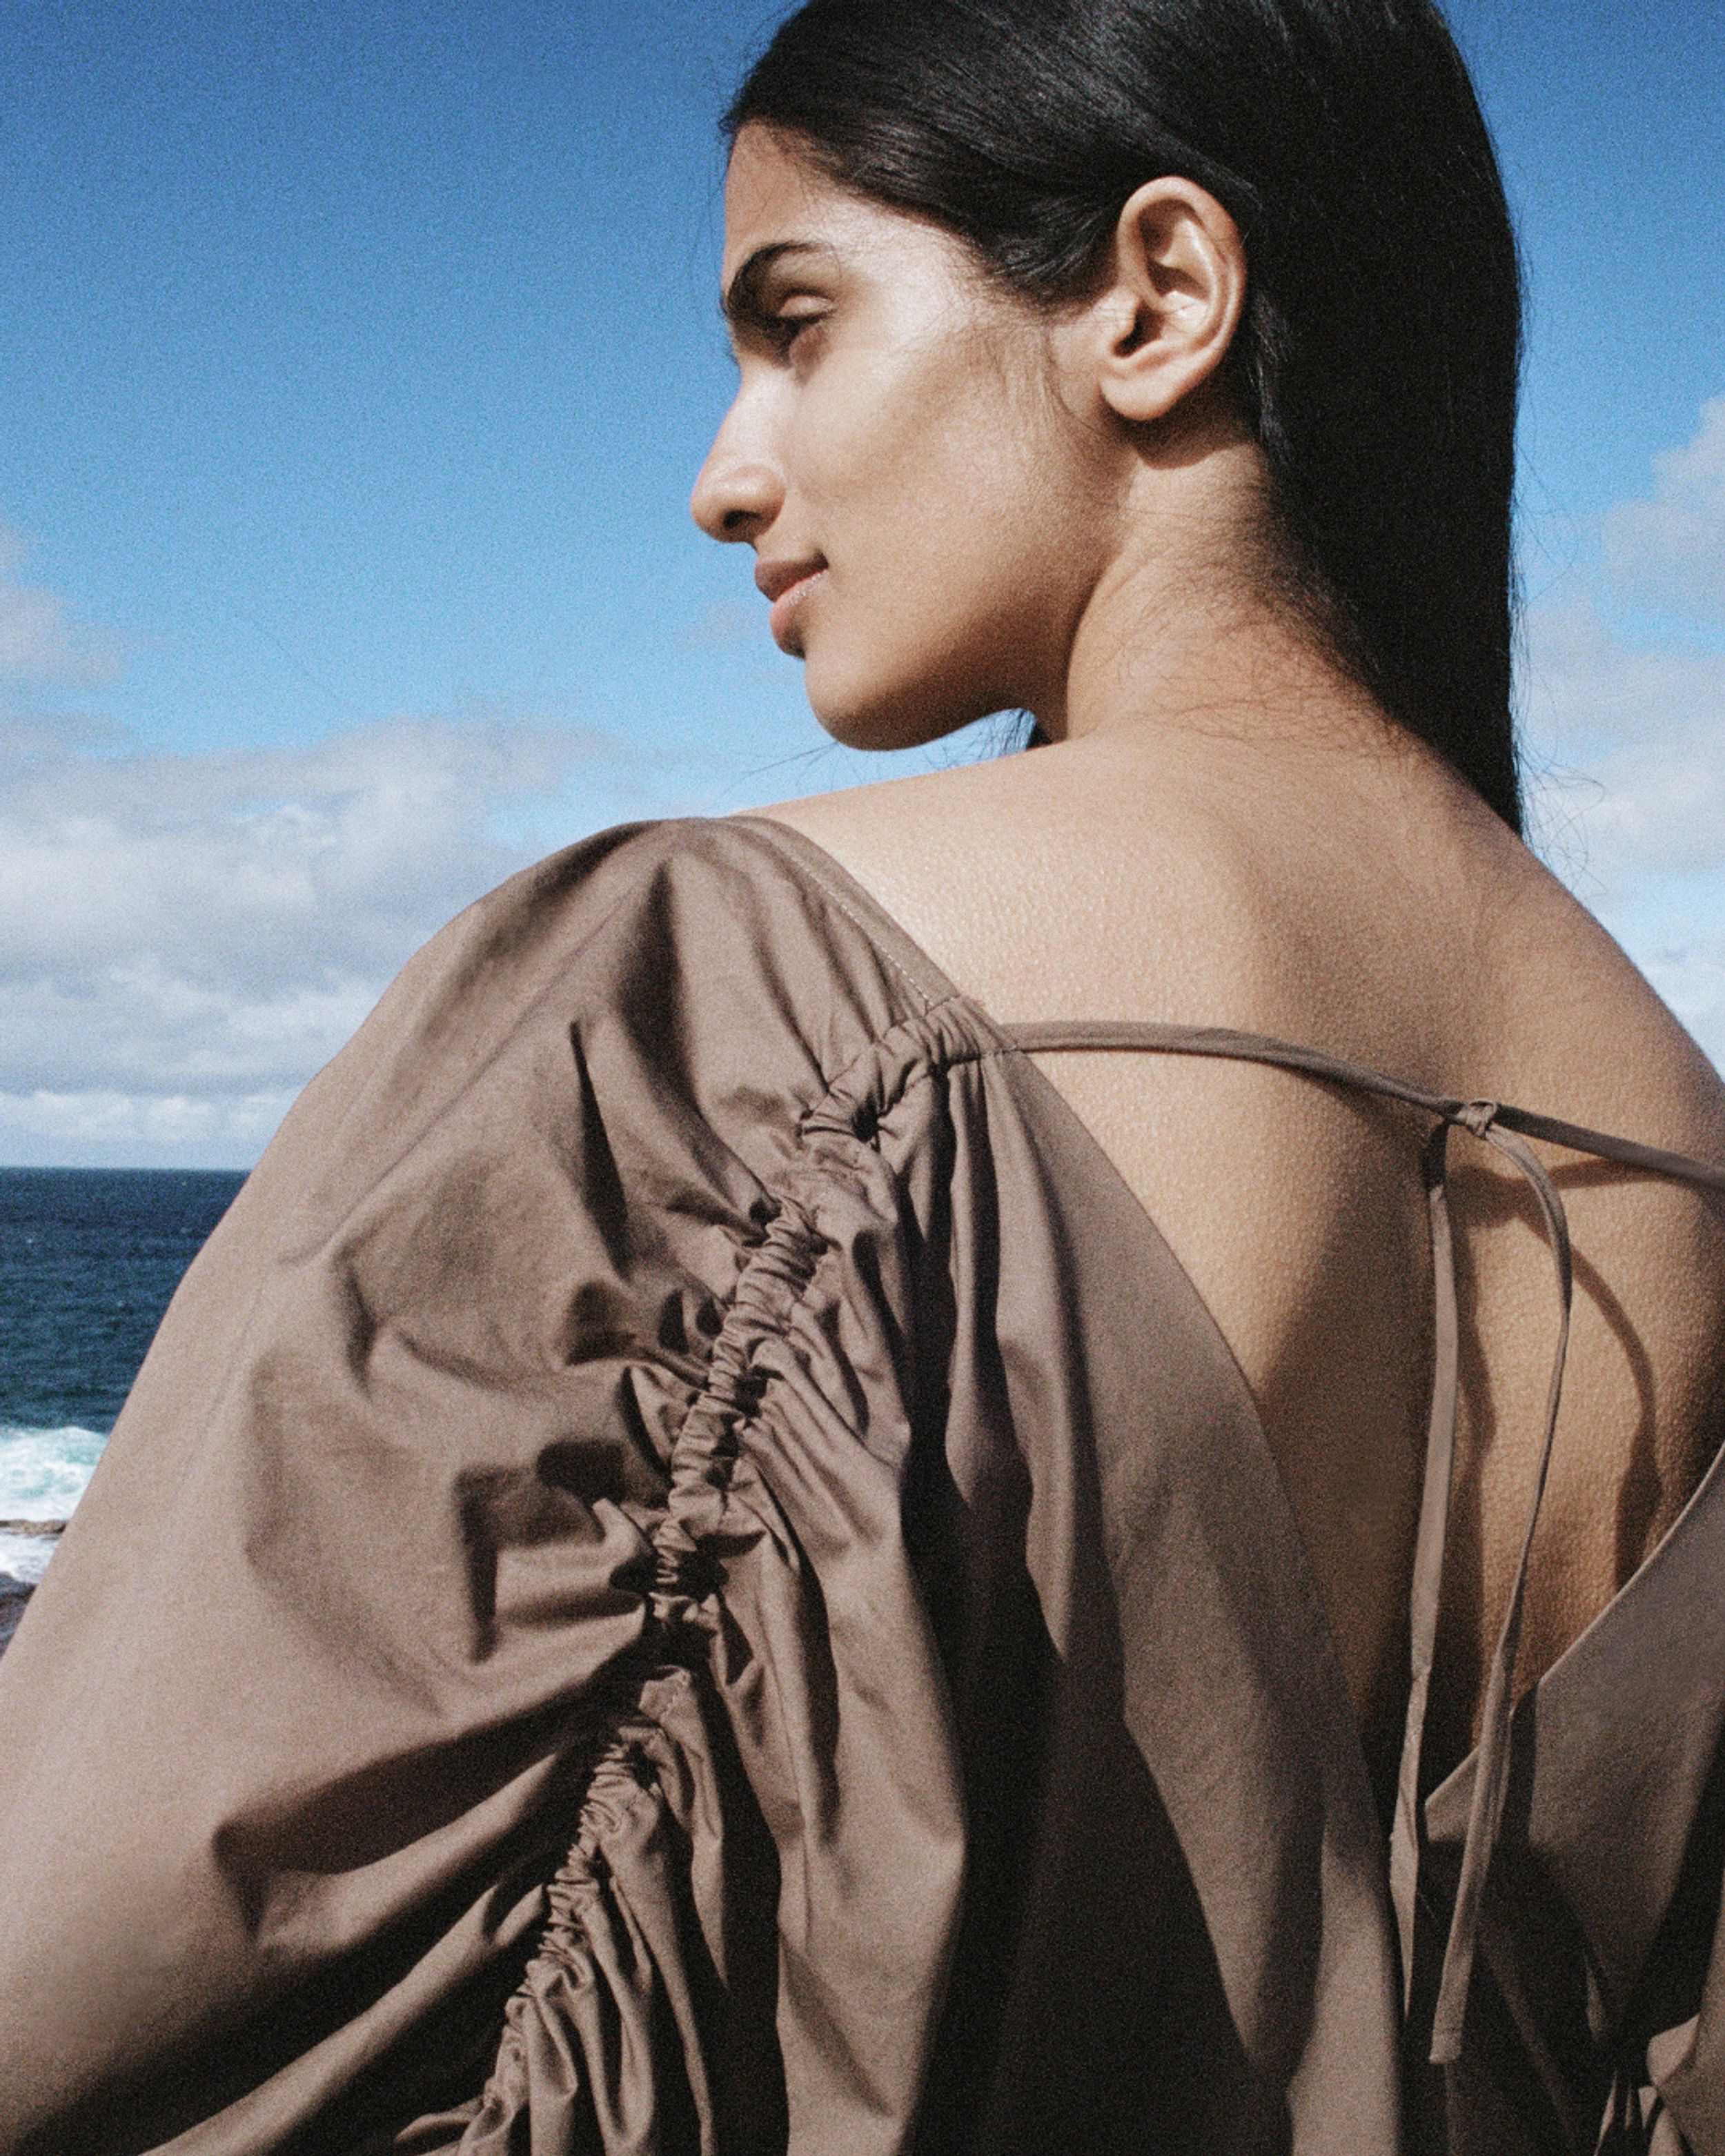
[721,241,833,340]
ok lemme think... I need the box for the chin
[804,646,990,755]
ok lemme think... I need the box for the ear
[1084,178,1248,428]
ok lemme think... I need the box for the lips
[754,558,827,653]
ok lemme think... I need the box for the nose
[691,408,785,544]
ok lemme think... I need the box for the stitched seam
[481,1196,840,2082]
[801,1021,1022,1139]
[474,992,1028,2098]
[716,818,1041,1136]
[477,877,1005,2073]
[724,818,939,1013]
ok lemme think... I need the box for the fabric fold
[3,813,1724,2156]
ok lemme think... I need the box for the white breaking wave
[0,1423,107,1587]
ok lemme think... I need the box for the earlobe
[1093,178,1248,429]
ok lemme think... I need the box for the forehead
[720,128,862,284]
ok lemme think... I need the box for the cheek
[787,342,958,527]
[794,356,1083,722]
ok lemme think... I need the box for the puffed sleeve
[0,819,967,2156]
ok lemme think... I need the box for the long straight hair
[727,0,1524,831]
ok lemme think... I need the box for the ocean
[0,1169,246,1630]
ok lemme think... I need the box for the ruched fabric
[1,814,1724,2156]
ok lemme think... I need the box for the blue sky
[1,0,1722,1166]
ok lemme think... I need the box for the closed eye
[769,308,828,358]
[722,241,839,363]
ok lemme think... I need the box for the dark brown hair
[729,0,1524,829]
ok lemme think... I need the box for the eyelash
[769,310,825,357]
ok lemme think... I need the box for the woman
[2,0,1723,2150]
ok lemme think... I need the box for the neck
[1035,444,1391,770]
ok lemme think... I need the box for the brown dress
[1,815,1722,2156]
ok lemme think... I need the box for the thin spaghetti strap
[999,1015,1725,2060]
[1390,1120,1463,2012]
[1003,1018,1725,1198]
[1424,1116,1575,2059]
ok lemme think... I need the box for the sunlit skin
[691,125,1725,1790]
[694,123,1353,755]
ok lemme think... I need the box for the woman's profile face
[693,125,1114,751]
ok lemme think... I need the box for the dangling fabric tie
[1388,1117,1463,2010]
[1406,1104,1570,2061]
[999,1016,1725,2072]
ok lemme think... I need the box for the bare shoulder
[736,738,1725,1156]
[737,751,1048,910]
[737,740,1725,1744]
[732,742,1272,1029]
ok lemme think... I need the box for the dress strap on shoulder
[1000,1016,1725,2061]
[1003,1020,1725,1199]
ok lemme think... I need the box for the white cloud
[1599,396,1725,623]
[0,1087,295,1156]
[1521,597,1725,884]
[6,396,1725,1163]
[0,524,119,686]
[0,714,612,999]
[1640,936,1725,1047]
[1518,392,1725,1068]
[0,710,633,1161]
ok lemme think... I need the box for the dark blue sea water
[0,1168,244,1594]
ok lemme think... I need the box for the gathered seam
[465,1030,952,2136]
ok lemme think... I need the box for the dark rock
[0,1573,33,1655]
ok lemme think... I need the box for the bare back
[747,727,1725,1792]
